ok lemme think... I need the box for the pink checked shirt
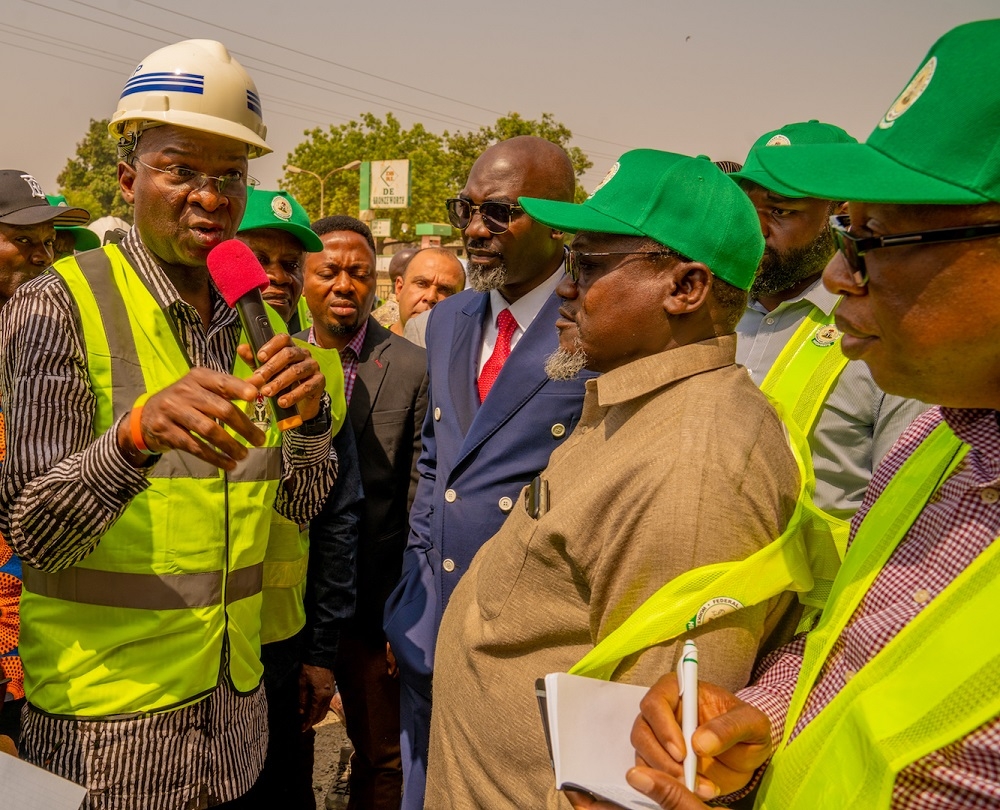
[740,406,1000,809]
[310,320,367,406]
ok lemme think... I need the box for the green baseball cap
[46,195,100,251]
[238,189,323,252]
[730,121,857,198]
[519,150,764,291]
[755,20,1000,204]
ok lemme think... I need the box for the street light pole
[287,159,363,218]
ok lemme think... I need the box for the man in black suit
[303,216,428,810]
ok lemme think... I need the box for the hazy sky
[2,0,996,210]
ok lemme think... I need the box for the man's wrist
[295,392,332,436]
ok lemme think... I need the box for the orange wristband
[129,393,155,455]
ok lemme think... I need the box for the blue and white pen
[677,639,699,792]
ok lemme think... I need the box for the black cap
[0,171,90,227]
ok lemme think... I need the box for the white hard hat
[109,40,270,158]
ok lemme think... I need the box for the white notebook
[0,750,87,809]
[536,672,661,810]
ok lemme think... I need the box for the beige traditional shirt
[427,335,801,809]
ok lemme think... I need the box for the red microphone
[207,239,303,431]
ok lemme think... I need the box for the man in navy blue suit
[383,135,590,809]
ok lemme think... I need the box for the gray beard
[544,344,590,381]
[466,261,508,292]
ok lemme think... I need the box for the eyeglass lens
[447,199,516,234]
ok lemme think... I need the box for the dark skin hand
[299,664,335,731]
[567,674,773,809]
[117,334,326,468]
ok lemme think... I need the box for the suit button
[434,407,441,421]
[498,496,513,513]
[444,488,457,503]
[551,423,566,438]
[442,558,456,572]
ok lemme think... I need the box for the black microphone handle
[235,290,303,431]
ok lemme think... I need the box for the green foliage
[57,118,132,222]
[283,112,593,240]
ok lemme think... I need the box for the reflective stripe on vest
[757,423,1000,809]
[260,339,346,645]
[20,246,282,717]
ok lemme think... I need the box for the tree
[443,113,593,203]
[283,112,594,241]
[57,118,132,222]
[284,112,451,238]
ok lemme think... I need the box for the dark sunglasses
[830,213,1000,286]
[445,198,523,234]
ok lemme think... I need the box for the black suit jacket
[336,317,428,633]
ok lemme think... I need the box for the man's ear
[118,161,137,205]
[394,275,404,296]
[550,229,564,240]
[663,261,712,316]
[834,200,849,216]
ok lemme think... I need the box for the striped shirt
[740,406,1000,808]
[0,229,336,808]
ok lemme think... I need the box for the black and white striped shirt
[0,229,336,808]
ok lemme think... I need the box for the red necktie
[478,309,518,403]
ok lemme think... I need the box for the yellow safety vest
[20,246,282,718]
[260,341,346,646]
[570,310,853,679]
[758,422,1000,808]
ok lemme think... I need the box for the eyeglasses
[135,158,259,197]
[565,248,678,284]
[445,198,523,234]
[830,213,1000,287]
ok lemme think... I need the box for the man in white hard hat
[0,40,337,809]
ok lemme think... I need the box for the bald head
[473,136,575,204]
[388,246,420,284]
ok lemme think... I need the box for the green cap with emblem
[519,149,764,291]
[237,189,323,251]
[755,19,1000,204]
[45,195,101,251]
[730,121,857,198]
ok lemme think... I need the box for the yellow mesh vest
[757,423,1000,808]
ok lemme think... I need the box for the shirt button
[498,496,513,513]
[844,669,856,683]
[765,317,775,325]
[442,558,456,573]
[444,489,457,503]
[913,588,931,605]
[551,423,566,439]
[981,488,999,504]
[434,407,441,421]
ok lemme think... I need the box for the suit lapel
[448,294,487,438]
[455,292,561,466]
[350,318,391,437]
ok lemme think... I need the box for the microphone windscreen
[207,239,270,308]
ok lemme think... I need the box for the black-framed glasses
[566,248,678,284]
[445,198,523,234]
[135,158,259,197]
[830,213,1000,287]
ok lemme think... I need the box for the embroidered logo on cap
[588,161,620,199]
[766,134,792,147]
[271,196,293,221]
[20,174,45,199]
[879,56,936,130]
